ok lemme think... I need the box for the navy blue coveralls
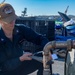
[0,24,49,75]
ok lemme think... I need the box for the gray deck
[29,58,65,75]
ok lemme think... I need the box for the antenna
[21,8,27,17]
[64,6,69,14]
[0,0,5,4]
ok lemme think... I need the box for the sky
[1,0,75,16]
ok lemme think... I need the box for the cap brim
[1,14,18,24]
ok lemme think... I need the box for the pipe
[28,39,75,75]
[43,39,72,75]
[31,55,42,63]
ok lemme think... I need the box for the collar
[0,26,20,43]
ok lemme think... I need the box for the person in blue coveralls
[0,3,52,75]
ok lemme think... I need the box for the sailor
[0,3,52,75]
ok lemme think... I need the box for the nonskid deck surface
[28,57,64,75]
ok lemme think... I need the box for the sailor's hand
[19,53,32,61]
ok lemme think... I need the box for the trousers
[0,59,43,75]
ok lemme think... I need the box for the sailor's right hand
[19,53,32,61]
